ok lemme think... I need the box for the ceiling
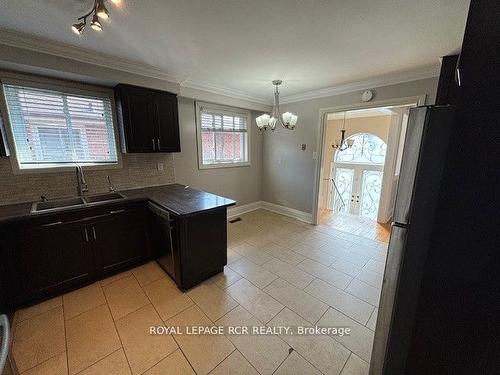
[0,0,470,102]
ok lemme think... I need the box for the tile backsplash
[0,153,175,205]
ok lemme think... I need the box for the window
[2,83,118,170]
[196,102,250,169]
[335,133,387,165]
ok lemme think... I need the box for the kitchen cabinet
[2,202,149,308]
[115,84,180,153]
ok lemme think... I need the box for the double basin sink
[31,192,125,213]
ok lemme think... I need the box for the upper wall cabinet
[114,84,180,153]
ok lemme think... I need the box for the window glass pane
[199,105,248,166]
[335,133,386,164]
[3,84,117,167]
[360,170,383,219]
[333,168,354,214]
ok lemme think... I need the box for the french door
[331,162,384,220]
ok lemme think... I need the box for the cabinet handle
[84,227,89,242]
[92,226,97,240]
[152,139,156,151]
[110,209,125,214]
[157,138,161,150]
[42,221,62,227]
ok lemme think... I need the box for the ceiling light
[256,80,298,131]
[96,1,109,19]
[110,0,121,3]
[72,0,120,35]
[71,21,86,35]
[90,13,103,31]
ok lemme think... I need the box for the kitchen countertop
[0,184,236,224]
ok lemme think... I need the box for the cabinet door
[91,209,147,274]
[9,221,91,305]
[155,92,181,152]
[118,85,157,153]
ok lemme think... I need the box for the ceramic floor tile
[226,278,284,323]
[262,259,314,289]
[165,305,234,375]
[21,352,67,375]
[142,349,194,375]
[15,297,62,323]
[260,243,306,266]
[187,282,239,321]
[12,306,65,373]
[274,351,322,375]
[366,308,378,331]
[102,275,150,320]
[66,304,121,375]
[227,248,243,264]
[298,259,353,290]
[346,279,381,307]
[364,259,386,275]
[143,277,193,321]
[78,349,131,375]
[209,266,242,289]
[100,270,133,287]
[209,350,259,375]
[264,278,328,324]
[229,258,278,288]
[63,282,107,320]
[305,279,374,325]
[290,243,337,266]
[131,261,166,287]
[232,243,274,266]
[269,308,350,375]
[216,306,290,375]
[356,269,383,289]
[340,353,370,375]
[317,308,375,362]
[330,259,362,277]
[116,304,178,375]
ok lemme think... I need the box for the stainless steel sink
[31,192,125,213]
[32,197,85,212]
[84,192,124,203]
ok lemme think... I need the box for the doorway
[315,97,425,242]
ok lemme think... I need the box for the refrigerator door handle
[0,314,10,373]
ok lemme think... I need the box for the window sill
[198,162,251,170]
[12,161,122,175]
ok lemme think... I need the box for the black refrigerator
[370,105,455,374]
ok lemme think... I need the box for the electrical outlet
[157,162,164,171]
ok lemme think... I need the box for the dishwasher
[147,202,176,281]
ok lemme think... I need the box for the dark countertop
[0,184,236,224]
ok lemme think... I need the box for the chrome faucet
[76,165,89,197]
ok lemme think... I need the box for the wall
[0,154,175,205]
[262,77,439,214]
[173,97,263,206]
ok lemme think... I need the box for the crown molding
[0,28,185,84]
[180,79,270,106]
[280,65,441,104]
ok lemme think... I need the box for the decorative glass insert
[335,133,387,165]
[360,170,383,219]
[333,168,354,214]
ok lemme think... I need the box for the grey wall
[262,77,439,214]
[174,97,263,206]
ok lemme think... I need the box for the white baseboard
[227,201,313,224]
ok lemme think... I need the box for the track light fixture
[72,0,119,35]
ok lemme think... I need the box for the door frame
[312,95,426,225]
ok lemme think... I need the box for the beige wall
[262,77,439,214]
[173,97,263,206]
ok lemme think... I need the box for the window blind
[3,84,118,168]
[199,106,248,165]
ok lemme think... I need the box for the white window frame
[0,72,122,174]
[195,101,251,170]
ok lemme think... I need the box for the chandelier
[72,0,121,35]
[256,80,298,131]
[332,112,354,151]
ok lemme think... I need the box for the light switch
[157,162,164,171]
[312,151,318,160]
